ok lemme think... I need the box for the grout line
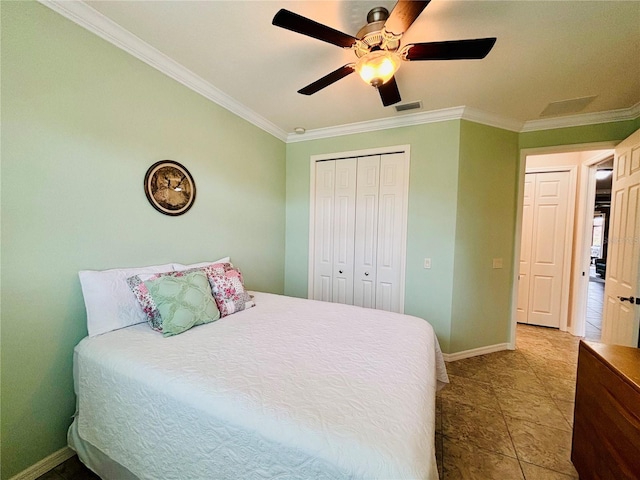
[501,346,530,479]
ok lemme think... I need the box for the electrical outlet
[492,258,503,269]
[424,258,432,269]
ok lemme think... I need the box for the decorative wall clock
[144,160,196,216]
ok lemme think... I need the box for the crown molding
[290,101,639,143]
[286,105,523,143]
[461,107,524,132]
[521,101,640,133]
[39,0,288,142]
[286,106,467,143]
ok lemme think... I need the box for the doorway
[585,158,613,341]
[510,144,617,348]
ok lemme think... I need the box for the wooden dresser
[571,340,640,479]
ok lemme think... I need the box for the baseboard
[9,446,74,480]
[443,343,511,362]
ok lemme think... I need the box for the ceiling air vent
[540,96,597,117]
[395,101,422,113]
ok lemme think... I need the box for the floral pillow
[208,265,255,317]
[127,262,230,331]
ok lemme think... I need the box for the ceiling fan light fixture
[355,50,400,88]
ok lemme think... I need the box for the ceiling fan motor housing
[355,7,401,57]
[367,6,389,23]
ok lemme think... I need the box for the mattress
[72,292,448,479]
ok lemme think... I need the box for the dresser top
[581,340,640,391]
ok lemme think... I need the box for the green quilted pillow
[144,270,220,337]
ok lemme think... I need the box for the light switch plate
[424,258,432,269]
[492,258,503,269]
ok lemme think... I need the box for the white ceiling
[76,1,639,136]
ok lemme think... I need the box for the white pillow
[172,257,230,271]
[79,263,175,337]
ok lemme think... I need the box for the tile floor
[436,323,580,479]
[42,323,582,480]
[585,278,604,341]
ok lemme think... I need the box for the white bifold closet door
[313,158,357,303]
[312,153,407,313]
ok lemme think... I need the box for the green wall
[519,119,638,150]
[450,121,519,352]
[1,2,285,477]
[285,122,463,351]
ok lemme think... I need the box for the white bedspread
[75,292,449,480]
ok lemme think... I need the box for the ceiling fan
[272,0,496,107]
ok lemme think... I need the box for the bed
[69,289,448,479]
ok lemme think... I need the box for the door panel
[517,177,534,323]
[360,279,375,308]
[602,129,640,347]
[313,161,335,301]
[318,274,332,303]
[607,188,625,282]
[520,171,571,327]
[619,184,639,288]
[378,282,393,312]
[534,205,559,263]
[375,153,407,312]
[530,275,554,314]
[333,277,349,304]
[332,158,357,304]
[354,156,380,308]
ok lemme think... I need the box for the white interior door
[517,175,535,323]
[521,171,571,327]
[353,155,380,309]
[332,158,357,304]
[602,129,640,347]
[313,161,335,302]
[375,153,408,312]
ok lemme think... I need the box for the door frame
[307,144,411,310]
[573,150,615,337]
[509,141,618,348]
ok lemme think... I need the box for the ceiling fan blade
[298,64,355,95]
[404,38,497,61]
[273,9,357,49]
[384,1,430,36]
[378,76,402,107]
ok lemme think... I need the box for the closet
[310,149,409,313]
[517,171,571,328]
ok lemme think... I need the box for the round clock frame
[144,160,196,216]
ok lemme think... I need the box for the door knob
[338,270,343,274]
[364,272,369,276]
[617,296,638,304]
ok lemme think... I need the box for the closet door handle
[364,272,369,276]
[339,270,343,274]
